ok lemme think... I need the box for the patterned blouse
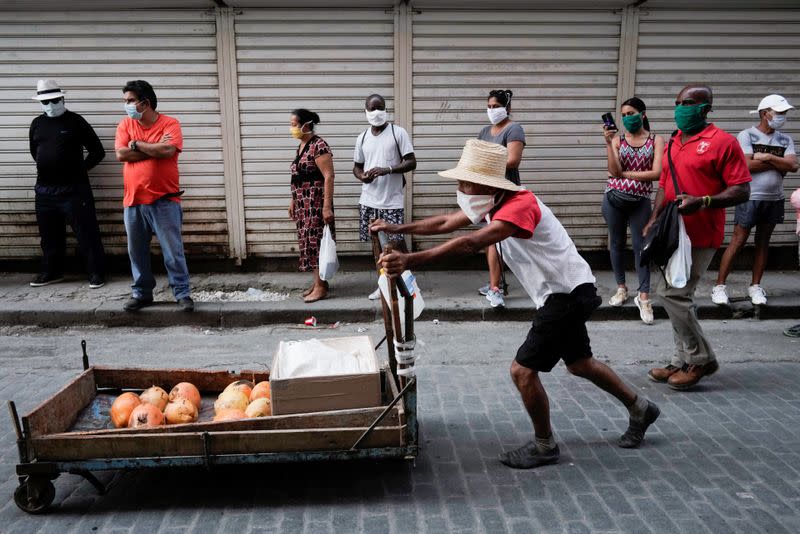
[290,136,332,183]
[606,134,655,198]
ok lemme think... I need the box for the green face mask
[674,103,710,134]
[622,113,643,133]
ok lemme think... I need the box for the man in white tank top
[371,140,660,469]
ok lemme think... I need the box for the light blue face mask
[41,100,66,118]
[125,102,143,120]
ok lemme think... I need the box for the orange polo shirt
[658,124,751,248]
[115,114,183,207]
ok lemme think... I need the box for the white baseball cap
[750,94,794,114]
[31,79,66,101]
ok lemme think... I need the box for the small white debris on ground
[193,287,289,302]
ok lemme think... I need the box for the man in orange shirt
[115,80,193,312]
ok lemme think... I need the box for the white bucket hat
[750,94,794,114]
[32,79,66,101]
[438,139,521,191]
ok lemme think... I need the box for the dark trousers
[35,185,105,278]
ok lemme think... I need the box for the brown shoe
[668,361,719,390]
[647,364,683,383]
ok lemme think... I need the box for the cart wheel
[13,478,55,514]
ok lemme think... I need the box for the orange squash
[139,386,169,411]
[214,389,249,413]
[249,381,271,402]
[213,408,247,422]
[110,392,141,428]
[128,403,166,428]
[223,380,254,400]
[169,382,202,410]
[245,397,272,417]
[164,398,199,424]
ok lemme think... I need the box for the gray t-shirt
[478,122,526,185]
[737,126,796,201]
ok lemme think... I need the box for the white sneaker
[486,287,505,308]
[748,284,767,305]
[634,296,654,325]
[478,283,490,296]
[711,284,729,305]
[368,287,381,301]
[608,287,628,307]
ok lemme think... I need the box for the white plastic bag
[377,270,425,329]
[665,216,692,288]
[318,225,339,281]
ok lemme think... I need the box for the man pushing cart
[372,139,661,469]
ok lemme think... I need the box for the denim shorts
[734,199,785,229]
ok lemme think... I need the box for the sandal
[303,292,328,304]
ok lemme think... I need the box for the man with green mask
[644,85,751,390]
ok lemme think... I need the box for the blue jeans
[601,191,651,293]
[124,199,191,300]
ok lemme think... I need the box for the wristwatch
[131,140,138,152]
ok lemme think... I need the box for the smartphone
[602,112,617,131]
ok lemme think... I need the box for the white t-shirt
[737,126,796,201]
[484,190,596,309]
[354,124,414,209]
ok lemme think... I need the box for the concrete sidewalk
[0,269,797,328]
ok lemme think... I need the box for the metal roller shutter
[635,8,800,246]
[235,9,395,257]
[411,9,622,250]
[0,10,227,260]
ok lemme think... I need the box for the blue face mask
[125,102,143,120]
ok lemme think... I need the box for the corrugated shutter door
[0,10,227,260]
[411,9,621,250]
[636,8,800,246]
[235,9,395,257]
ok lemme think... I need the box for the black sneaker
[123,296,153,312]
[498,442,560,469]
[88,274,106,289]
[29,273,64,287]
[178,297,194,312]
[619,401,661,448]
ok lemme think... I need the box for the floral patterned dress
[290,136,332,272]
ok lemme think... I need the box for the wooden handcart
[8,238,419,514]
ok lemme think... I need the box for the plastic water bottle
[377,270,425,326]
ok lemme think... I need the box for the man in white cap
[372,139,660,469]
[713,94,799,306]
[28,79,106,288]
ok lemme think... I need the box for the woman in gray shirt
[476,89,526,308]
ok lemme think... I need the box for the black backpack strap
[666,136,682,196]
[390,123,403,160]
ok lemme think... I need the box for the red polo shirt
[658,124,751,248]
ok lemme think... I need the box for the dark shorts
[734,199,785,229]
[359,205,404,242]
[515,283,602,372]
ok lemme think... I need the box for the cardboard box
[270,336,382,415]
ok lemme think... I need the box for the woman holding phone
[602,97,664,324]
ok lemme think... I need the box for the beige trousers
[656,248,717,366]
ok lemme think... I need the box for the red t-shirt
[658,124,751,248]
[115,114,183,207]
[490,190,542,238]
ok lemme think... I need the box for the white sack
[318,225,339,281]
[665,216,692,289]
[274,338,376,379]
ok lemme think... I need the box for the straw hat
[438,139,521,191]
[32,79,66,101]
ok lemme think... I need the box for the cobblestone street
[0,322,798,533]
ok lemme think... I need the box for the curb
[1,297,798,328]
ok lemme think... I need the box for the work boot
[647,364,683,383]
[498,442,559,469]
[123,296,153,312]
[178,297,195,312]
[668,361,719,390]
[619,401,660,448]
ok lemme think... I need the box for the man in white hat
[713,94,799,306]
[372,139,660,469]
[28,79,106,288]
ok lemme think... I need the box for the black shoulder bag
[639,136,682,270]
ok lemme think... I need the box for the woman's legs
[629,197,652,299]
[601,194,628,290]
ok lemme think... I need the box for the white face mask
[487,107,508,125]
[41,100,66,118]
[456,190,502,224]
[365,109,387,127]
[767,113,787,130]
